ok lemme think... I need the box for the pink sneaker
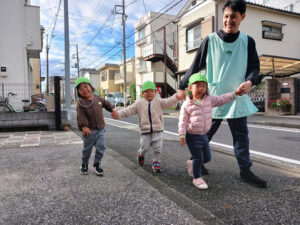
[193,178,208,189]
[187,160,193,177]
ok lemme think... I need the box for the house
[99,64,120,95]
[79,68,101,94]
[175,0,300,114]
[0,0,42,109]
[134,12,178,99]
[115,57,136,94]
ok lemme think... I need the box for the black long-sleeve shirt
[179,30,260,90]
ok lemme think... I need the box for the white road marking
[105,117,300,166]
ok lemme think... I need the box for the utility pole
[163,26,167,98]
[46,34,49,95]
[64,0,71,119]
[115,0,127,107]
[158,26,167,97]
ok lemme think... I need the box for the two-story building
[134,12,178,99]
[175,0,300,114]
[115,57,136,94]
[79,68,101,94]
[0,0,42,109]
[99,64,120,95]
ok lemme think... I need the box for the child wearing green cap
[112,80,180,172]
[75,77,116,176]
[178,73,243,189]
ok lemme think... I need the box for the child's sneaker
[137,152,144,166]
[193,178,208,189]
[93,162,104,176]
[152,161,161,173]
[80,164,88,175]
[187,160,193,177]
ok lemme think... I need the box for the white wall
[0,0,41,88]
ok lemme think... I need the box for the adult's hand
[176,89,186,100]
[238,81,252,95]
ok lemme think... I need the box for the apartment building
[134,12,177,99]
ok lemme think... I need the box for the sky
[30,0,188,81]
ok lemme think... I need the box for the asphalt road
[100,111,300,162]
[69,108,300,224]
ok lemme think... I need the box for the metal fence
[0,83,34,111]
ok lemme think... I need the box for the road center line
[105,117,300,166]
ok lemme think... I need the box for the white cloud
[31,0,187,75]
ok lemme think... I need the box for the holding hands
[111,110,118,119]
[180,137,186,147]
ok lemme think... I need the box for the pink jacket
[178,93,234,136]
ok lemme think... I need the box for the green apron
[206,32,258,119]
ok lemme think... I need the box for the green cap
[142,81,156,92]
[188,73,207,85]
[75,77,91,88]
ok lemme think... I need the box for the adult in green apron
[177,0,266,188]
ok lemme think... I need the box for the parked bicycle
[0,92,47,112]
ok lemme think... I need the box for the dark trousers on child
[186,133,211,179]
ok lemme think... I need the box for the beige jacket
[117,94,178,134]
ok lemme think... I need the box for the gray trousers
[82,129,105,165]
[138,132,163,162]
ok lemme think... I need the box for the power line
[82,0,184,68]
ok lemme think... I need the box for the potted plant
[61,122,72,131]
[268,98,292,113]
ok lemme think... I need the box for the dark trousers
[186,133,211,179]
[207,117,252,170]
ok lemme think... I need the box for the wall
[0,111,68,130]
[177,1,215,72]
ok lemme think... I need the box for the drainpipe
[215,0,222,32]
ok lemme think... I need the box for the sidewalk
[164,110,300,129]
[0,130,217,225]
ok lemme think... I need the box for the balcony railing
[143,41,173,60]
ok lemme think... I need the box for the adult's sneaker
[93,162,104,176]
[80,164,88,175]
[152,161,161,173]
[240,169,267,188]
[137,152,144,166]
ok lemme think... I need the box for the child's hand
[176,90,186,100]
[234,88,243,96]
[111,110,118,119]
[82,127,91,136]
[180,138,186,146]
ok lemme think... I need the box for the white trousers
[138,132,163,162]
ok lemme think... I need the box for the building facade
[134,12,178,99]
[176,0,300,114]
[99,64,120,95]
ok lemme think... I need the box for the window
[109,70,119,80]
[284,4,294,12]
[138,28,145,40]
[186,24,201,51]
[101,71,107,81]
[262,21,284,41]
